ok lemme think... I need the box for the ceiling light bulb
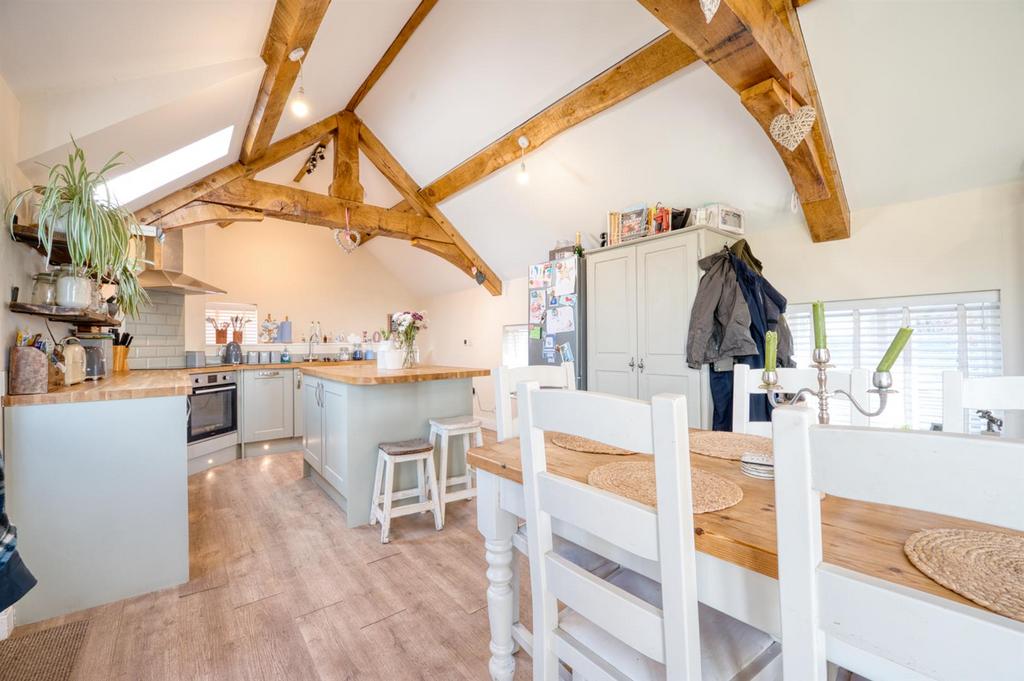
[517,161,530,185]
[291,87,309,118]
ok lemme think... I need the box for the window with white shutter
[502,325,529,369]
[787,291,1002,432]
[205,302,258,346]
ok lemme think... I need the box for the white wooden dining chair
[732,365,871,435]
[518,382,782,680]
[493,362,575,442]
[941,371,1024,433]
[773,406,1024,681]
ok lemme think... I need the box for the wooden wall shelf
[9,223,73,266]
[9,302,120,327]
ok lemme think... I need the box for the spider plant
[5,139,150,317]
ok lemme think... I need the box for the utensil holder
[113,346,129,373]
[232,331,243,344]
[9,346,48,395]
[215,328,227,344]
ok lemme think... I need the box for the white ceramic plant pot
[56,274,92,309]
[376,347,404,370]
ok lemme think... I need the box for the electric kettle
[223,342,243,365]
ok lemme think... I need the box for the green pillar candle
[812,301,827,349]
[876,327,914,372]
[764,330,778,372]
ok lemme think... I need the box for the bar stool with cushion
[428,415,484,524]
[369,438,442,544]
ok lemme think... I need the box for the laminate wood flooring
[11,452,533,680]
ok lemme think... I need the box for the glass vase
[402,342,418,369]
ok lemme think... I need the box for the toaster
[77,333,113,380]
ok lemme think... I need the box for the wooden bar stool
[369,438,442,544]
[428,415,484,524]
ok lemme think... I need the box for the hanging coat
[686,250,757,369]
[0,456,36,612]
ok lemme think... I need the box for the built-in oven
[187,372,238,444]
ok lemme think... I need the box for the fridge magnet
[528,263,547,289]
[553,258,577,296]
[558,343,574,363]
[548,289,558,306]
[542,349,556,364]
[557,294,576,307]
[544,335,555,349]
[529,325,542,340]
[529,290,544,323]
[546,306,575,334]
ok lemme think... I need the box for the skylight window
[100,126,234,206]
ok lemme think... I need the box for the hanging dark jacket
[0,455,35,612]
[686,250,757,369]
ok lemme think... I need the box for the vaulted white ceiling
[1,0,1021,297]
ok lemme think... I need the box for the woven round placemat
[587,461,743,514]
[551,433,633,456]
[690,430,772,461]
[904,528,1024,622]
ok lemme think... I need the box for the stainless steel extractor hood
[137,230,226,295]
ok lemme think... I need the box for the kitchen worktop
[298,363,489,385]
[2,361,374,406]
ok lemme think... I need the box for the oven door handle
[192,385,237,395]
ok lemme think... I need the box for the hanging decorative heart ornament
[769,105,817,152]
[334,228,361,254]
[700,0,721,23]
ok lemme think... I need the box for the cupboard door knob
[628,358,636,371]
[638,358,645,373]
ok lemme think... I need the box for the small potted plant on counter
[5,139,149,317]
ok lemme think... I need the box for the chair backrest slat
[773,405,1024,680]
[519,382,702,679]
[942,370,1024,433]
[537,473,659,561]
[733,365,871,435]
[493,362,575,441]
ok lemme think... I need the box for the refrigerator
[527,254,587,389]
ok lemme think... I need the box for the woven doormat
[690,431,772,461]
[904,528,1024,622]
[0,618,89,681]
[551,433,633,456]
[588,461,743,514]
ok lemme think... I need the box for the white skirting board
[0,607,13,639]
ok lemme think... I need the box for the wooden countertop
[3,370,192,406]
[298,363,489,385]
[2,362,484,405]
[469,431,998,613]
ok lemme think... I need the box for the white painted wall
[421,182,1024,431]
[190,218,424,350]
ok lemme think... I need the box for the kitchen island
[297,364,489,527]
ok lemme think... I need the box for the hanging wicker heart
[700,0,721,23]
[334,228,361,254]
[770,105,817,152]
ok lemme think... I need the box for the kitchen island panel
[3,395,189,623]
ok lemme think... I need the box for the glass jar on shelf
[30,271,58,306]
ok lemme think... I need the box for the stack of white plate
[740,453,774,480]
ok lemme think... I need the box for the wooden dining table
[469,431,992,681]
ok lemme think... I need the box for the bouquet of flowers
[392,310,427,367]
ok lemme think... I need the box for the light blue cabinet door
[321,382,347,495]
[301,378,322,472]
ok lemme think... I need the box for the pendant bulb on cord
[289,47,309,119]
[516,135,530,186]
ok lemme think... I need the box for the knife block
[9,346,48,395]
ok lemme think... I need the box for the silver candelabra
[759,347,897,424]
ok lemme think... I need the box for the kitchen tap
[308,321,321,361]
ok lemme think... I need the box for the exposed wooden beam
[330,111,363,201]
[158,202,264,231]
[357,121,502,296]
[413,33,698,206]
[636,0,850,241]
[740,78,827,202]
[345,0,438,111]
[135,114,339,225]
[240,0,332,165]
[411,238,476,278]
[202,178,451,242]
